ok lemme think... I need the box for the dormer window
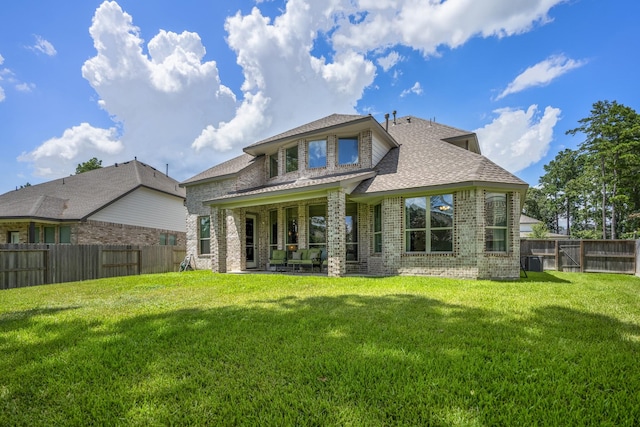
[308,139,327,168]
[286,145,298,173]
[338,137,359,165]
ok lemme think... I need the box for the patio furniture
[269,250,287,272]
[288,249,322,272]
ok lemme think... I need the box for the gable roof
[0,159,185,221]
[351,116,527,198]
[243,113,398,156]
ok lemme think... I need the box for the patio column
[382,197,402,275]
[226,209,242,272]
[210,207,227,273]
[327,188,346,277]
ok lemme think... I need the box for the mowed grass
[1,271,639,426]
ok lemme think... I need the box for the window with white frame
[405,194,454,252]
[485,192,508,252]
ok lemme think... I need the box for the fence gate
[558,242,581,272]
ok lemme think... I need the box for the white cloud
[332,0,565,56]
[29,35,57,56]
[377,51,403,72]
[18,123,123,177]
[19,0,570,181]
[400,81,423,97]
[15,82,36,92]
[497,54,586,99]
[475,105,561,173]
[193,1,376,151]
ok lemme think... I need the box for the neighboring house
[181,114,528,279]
[0,160,186,246]
[520,214,542,238]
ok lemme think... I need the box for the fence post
[555,240,560,271]
[580,240,584,273]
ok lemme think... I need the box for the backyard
[1,271,638,426]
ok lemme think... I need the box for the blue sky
[1,0,638,195]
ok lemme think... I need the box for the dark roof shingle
[353,116,527,195]
[0,160,185,221]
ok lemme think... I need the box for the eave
[204,171,376,209]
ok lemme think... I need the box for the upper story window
[485,192,508,252]
[269,153,278,178]
[338,137,359,165]
[405,194,454,253]
[308,139,327,168]
[286,145,298,173]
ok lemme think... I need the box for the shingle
[353,116,527,195]
[0,159,185,221]
[208,170,375,203]
[181,153,256,185]
[245,113,368,149]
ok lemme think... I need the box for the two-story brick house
[181,113,528,279]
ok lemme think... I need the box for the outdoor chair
[269,250,287,272]
[288,249,322,272]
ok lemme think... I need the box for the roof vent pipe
[407,117,411,123]
[392,110,397,125]
[384,113,390,131]
[166,164,169,176]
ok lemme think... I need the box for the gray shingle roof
[0,159,185,221]
[206,170,376,205]
[352,116,527,195]
[180,153,256,186]
[245,113,369,150]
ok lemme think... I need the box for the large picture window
[485,192,508,252]
[338,137,359,165]
[199,216,211,255]
[308,140,327,169]
[286,145,298,173]
[405,194,453,252]
[373,204,382,253]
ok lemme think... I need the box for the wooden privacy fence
[521,239,638,275]
[1,244,186,290]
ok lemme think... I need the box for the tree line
[524,100,640,240]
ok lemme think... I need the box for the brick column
[210,207,227,273]
[382,197,402,275]
[327,188,346,277]
[226,209,242,272]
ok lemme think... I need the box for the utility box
[525,256,543,272]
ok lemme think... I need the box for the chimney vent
[384,113,390,131]
[392,110,397,125]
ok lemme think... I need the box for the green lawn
[1,271,639,426]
